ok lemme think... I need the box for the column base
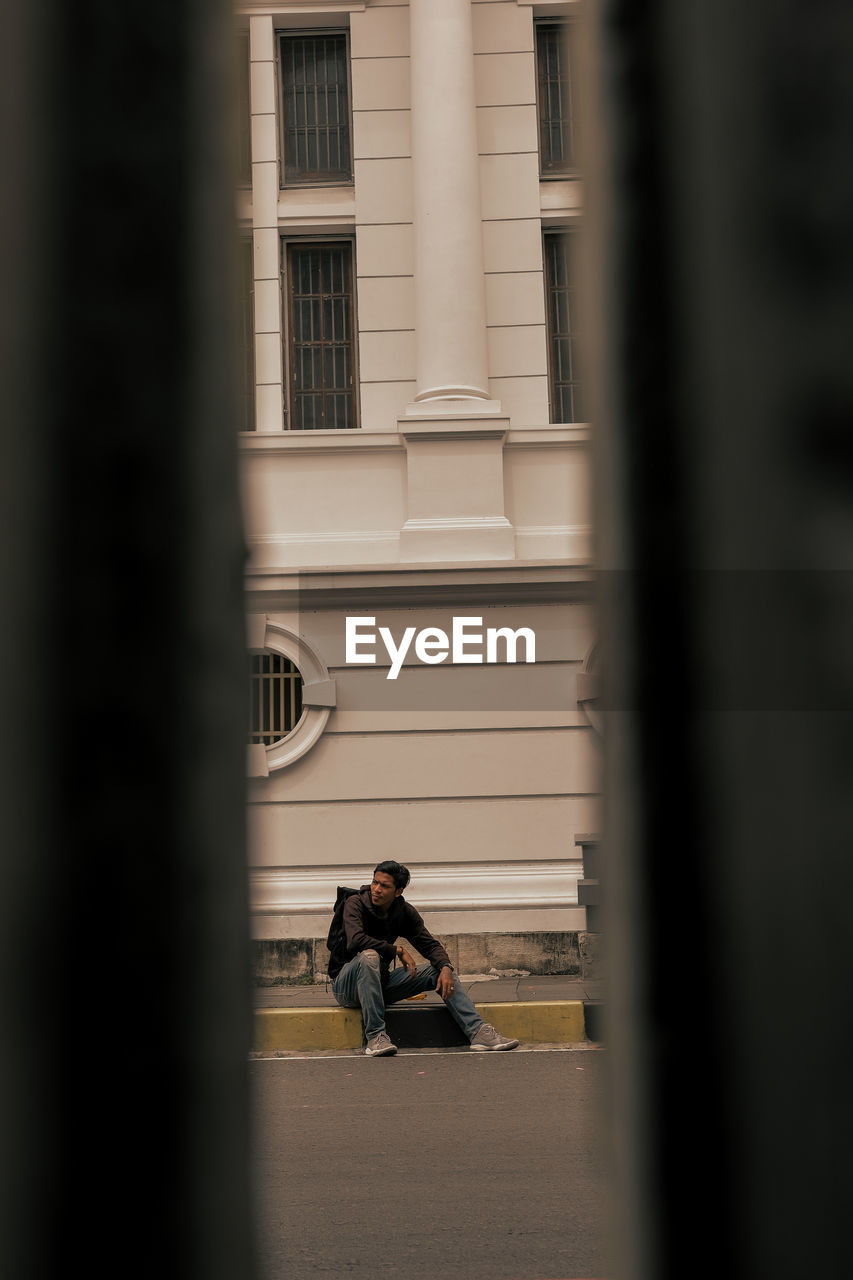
[404,396,503,417]
[399,515,515,562]
[398,407,514,562]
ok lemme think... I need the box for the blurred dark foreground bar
[593,1,853,1278]
[0,2,254,1278]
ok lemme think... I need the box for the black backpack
[325,885,359,955]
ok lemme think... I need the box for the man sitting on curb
[328,860,519,1057]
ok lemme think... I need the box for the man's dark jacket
[327,885,452,981]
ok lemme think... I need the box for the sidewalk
[253,973,604,1052]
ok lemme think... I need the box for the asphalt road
[250,1047,610,1280]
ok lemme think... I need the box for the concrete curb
[253,1000,591,1052]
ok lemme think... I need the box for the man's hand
[396,945,417,978]
[435,966,455,1000]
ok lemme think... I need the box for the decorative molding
[400,515,513,534]
[540,180,584,220]
[277,213,357,233]
[240,426,592,453]
[398,515,515,563]
[505,424,590,448]
[245,561,595,607]
[514,523,592,563]
[237,2,366,13]
[239,430,403,454]
[250,859,585,914]
[246,530,400,570]
[247,529,400,545]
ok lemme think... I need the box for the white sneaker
[365,1030,397,1057]
[469,1023,519,1051]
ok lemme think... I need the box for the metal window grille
[239,237,255,431]
[280,32,351,184]
[536,22,578,174]
[236,29,251,186]
[544,230,584,424]
[285,241,356,430]
[249,653,304,746]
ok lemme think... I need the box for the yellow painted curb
[253,1007,363,1052]
[474,1000,587,1045]
[253,1000,587,1052]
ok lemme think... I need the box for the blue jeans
[331,951,484,1042]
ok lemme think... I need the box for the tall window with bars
[279,32,352,185]
[544,230,583,424]
[536,21,579,175]
[285,241,356,430]
[249,653,304,746]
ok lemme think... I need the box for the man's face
[370,871,401,912]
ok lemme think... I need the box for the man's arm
[401,905,454,990]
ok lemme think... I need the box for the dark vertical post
[0,2,254,1277]
[590,1,853,1277]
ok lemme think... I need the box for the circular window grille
[248,652,305,747]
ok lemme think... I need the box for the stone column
[408,0,492,405]
[400,0,513,560]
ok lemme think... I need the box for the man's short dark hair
[374,860,410,890]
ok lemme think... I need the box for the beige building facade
[236,0,599,977]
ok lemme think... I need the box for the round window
[246,620,335,775]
